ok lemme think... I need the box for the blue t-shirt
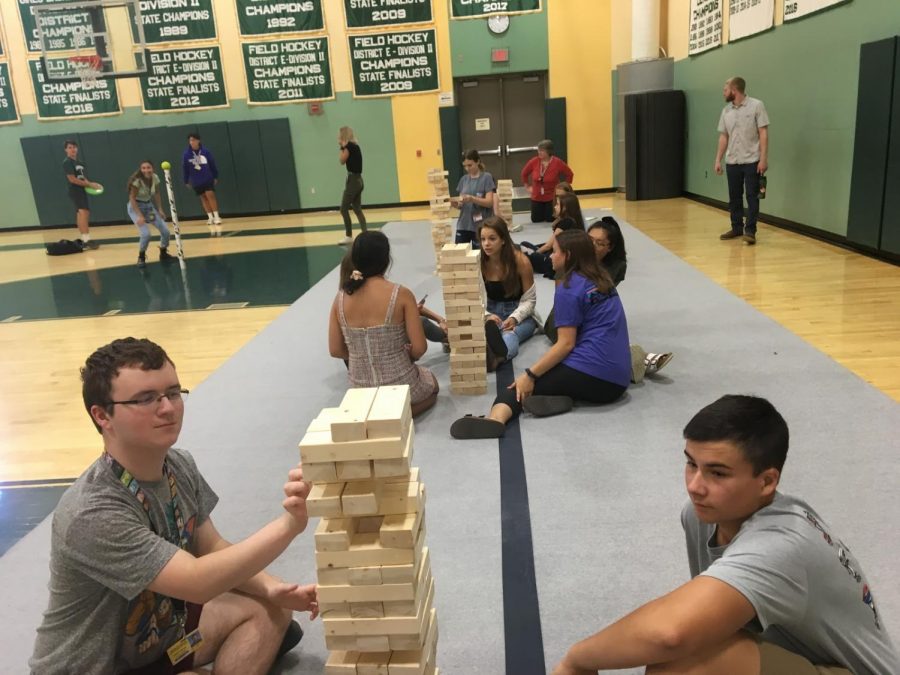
[455,172,496,233]
[554,272,631,387]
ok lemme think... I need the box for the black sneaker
[137,252,147,269]
[276,620,303,661]
[484,320,508,359]
[159,247,174,262]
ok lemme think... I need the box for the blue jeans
[127,201,170,252]
[486,298,536,360]
[725,163,760,234]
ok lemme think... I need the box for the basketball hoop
[68,55,103,86]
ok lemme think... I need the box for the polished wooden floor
[0,196,897,483]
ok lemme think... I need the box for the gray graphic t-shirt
[30,448,218,674]
[682,493,899,674]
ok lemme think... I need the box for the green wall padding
[229,121,270,213]
[259,118,301,212]
[439,106,463,189]
[545,97,567,163]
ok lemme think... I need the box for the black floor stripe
[496,360,546,674]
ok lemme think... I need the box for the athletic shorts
[758,640,851,675]
[68,189,89,211]
[192,182,215,196]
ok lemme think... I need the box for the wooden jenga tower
[427,169,452,272]
[439,244,487,395]
[495,179,514,225]
[300,385,440,675]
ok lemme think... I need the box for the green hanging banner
[343,0,432,29]
[242,37,333,104]
[235,0,324,36]
[28,58,121,119]
[18,0,98,52]
[0,63,20,124]
[348,28,438,98]
[139,46,227,112]
[129,0,217,44]
[449,0,540,19]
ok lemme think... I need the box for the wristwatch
[525,368,538,381]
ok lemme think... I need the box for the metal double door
[455,73,547,185]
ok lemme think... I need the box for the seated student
[545,217,673,382]
[552,395,899,675]
[522,192,585,278]
[329,231,439,417]
[30,338,318,674]
[479,217,538,370]
[450,230,630,439]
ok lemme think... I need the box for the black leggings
[341,173,366,236]
[494,363,626,418]
[530,199,554,223]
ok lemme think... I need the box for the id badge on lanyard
[539,163,548,196]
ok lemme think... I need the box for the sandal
[484,320,508,360]
[630,344,648,384]
[450,415,505,439]
[645,352,674,374]
[523,395,573,418]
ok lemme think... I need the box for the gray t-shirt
[717,96,769,164]
[682,493,899,674]
[30,448,218,674]
[455,171,496,233]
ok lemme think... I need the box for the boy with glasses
[31,338,317,674]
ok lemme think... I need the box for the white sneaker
[213,216,222,225]
[510,222,524,233]
[338,235,352,245]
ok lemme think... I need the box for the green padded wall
[228,121,269,214]
[545,97,567,163]
[259,118,301,213]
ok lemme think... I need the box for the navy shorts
[69,189,89,211]
[192,182,215,196]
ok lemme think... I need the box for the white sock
[81,233,91,242]
[213,211,220,220]
[207,214,214,224]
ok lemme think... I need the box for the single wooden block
[325,635,361,651]
[307,481,345,518]
[380,509,424,549]
[318,601,350,614]
[299,428,409,463]
[373,426,414,477]
[336,459,373,481]
[378,480,424,516]
[315,518,355,552]
[301,461,337,483]
[387,607,439,674]
[324,650,359,674]
[330,388,377,442]
[356,651,391,675]
[366,385,412,439]
[356,636,391,652]
[348,565,383,586]
[342,479,382,516]
[318,566,350,585]
[382,599,416,617]
[350,601,385,619]
[439,243,470,256]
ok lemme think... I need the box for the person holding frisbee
[181,132,221,235]
[127,161,173,269]
[62,140,101,249]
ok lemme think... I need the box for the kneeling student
[552,395,898,675]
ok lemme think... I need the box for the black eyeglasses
[108,389,189,408]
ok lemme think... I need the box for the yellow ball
[160,161,171,171]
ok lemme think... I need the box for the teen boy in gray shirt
[552,395,898,675]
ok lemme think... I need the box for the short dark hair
[64,140,78,148]
[81,338,175,433]
[683,395,789,475]
[588,216,627,264]
[188,132,201,141]
[343,231,391,295]
[728,77,746,93]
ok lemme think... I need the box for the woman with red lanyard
[521,139,574,224]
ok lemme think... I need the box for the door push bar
[506,145,538,154]
[478,146,502,156]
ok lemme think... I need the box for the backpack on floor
[45,239,85,256]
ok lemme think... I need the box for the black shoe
[719,230,742,240]
[484,321,508,360]
[137,252,147,269]
[276,620,303,661]
[450,415,505,439]
[523,395,574,418]
[159,247,174,261]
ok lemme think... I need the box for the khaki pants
[759,641,851,675]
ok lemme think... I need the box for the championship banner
[688,0,722,55]
[0,63,21,124]
[28,58,120,119]
[348,28,438,98]
[235,0,324,37]
[18,0,97,52]
[242,37,333,104]
[450,0,539,18]
[139,46,227,112]
[728,0,773,41]
[344,0,432,29]
[130,0,217,44]
[784,0,848,21]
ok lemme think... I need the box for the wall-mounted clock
[487,14,510,35]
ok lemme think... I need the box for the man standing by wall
[715,77,769,245]
[63,140,101,249]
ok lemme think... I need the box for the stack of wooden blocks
[427,169,453,272]
[496,179,514,225]
[439,243,487,395]
[299,385,439,675]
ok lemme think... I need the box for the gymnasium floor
[0,195,898,672]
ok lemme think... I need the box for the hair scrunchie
[350,270,364,281]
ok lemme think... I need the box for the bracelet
[525,368,538,381]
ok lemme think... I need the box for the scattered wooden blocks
[302,385,439,671]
